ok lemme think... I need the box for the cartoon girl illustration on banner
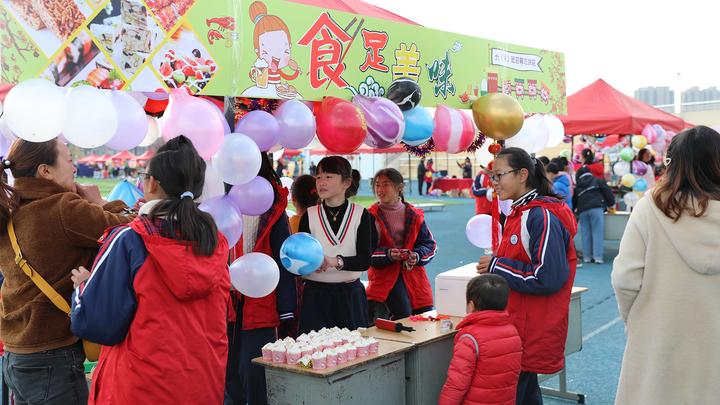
[243,1,302,99]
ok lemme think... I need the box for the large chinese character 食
[298,13,352,89]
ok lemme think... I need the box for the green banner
[0,0,566,113]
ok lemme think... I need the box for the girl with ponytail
[70,136,231,404]
[475,147,578,403]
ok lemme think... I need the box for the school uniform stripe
[318,205,338,246]
[338,203,356,244]
[76,226,134,305]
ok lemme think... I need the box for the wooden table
[253,339,414,404]
[366,313,464,405]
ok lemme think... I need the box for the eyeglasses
[138,171,151,179]
[663,157,672,166]
[490,169,519,182]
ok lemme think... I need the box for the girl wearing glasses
[476,147,578,405]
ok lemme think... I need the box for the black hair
[581,149,595,164]
[496,147,561,199]
[638,148,654,165]
[291,174,318,210]
[372,168,405,203]
[538,156,550,166]
[546,162,560,174]
[466,274,509,311]
[257,152,281,203]
[148,135,218,256]
[317,156,360,198]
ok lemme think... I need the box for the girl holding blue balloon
[225,153,297,405]
[298,156,375,333]
[367,168,437,321]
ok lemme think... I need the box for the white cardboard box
[434,263,478,317]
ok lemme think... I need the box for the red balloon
[597,134,620,147]
[316,97,366,154]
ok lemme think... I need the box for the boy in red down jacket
[439,274,522,405]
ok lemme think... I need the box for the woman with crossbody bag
[572,166,616,264]
[0,139,132,405]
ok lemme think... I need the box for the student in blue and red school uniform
[476,148,577,405]
[472,166,493,215]
[298,156,374,333]
[366,168,436,322]
[225,153,297,405]
[70,136,231,404]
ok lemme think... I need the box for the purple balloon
[274,100,316,149]
[631,160,648,176]
[228,176,274,216]
[199,195,243,247]
[106,91,149,150]
[352,95,404,148]
[235,110,280,151]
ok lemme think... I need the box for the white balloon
[212,133,262,185]
[229,253,280,298]
[5,79,65,142]
[506,115,547,153]
[466,214,492,249]
[623,192,639,209]
[200,160,225,203]
[63,86,118,148]
[544,114,565,148]
[139,116,159,147]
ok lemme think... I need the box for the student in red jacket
[472,168,492,215]
[439,274,522,405]
[367,168,436,321]
[476,148,577,405]
[70,136,231,404]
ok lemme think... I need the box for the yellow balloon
[631,135,648,149]
[621,174,636,188]
[471,94,525,141]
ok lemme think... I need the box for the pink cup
[272,348,287,364]
[368,340,379,354]
[312,355,327,370]
[346,346,357,361]
[357,344,370,358]
[261,347,273,361]
[336,347,348,364]
[287,350,302,365]
[301,347,313,358]
[326,351,338,367]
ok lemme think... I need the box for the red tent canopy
[287,0,418,25]
[558,79,690,135]
[94,154,112,164]
[282,149,302,158]
[135,150,156,162]
[77,154,99,164]
[110,151,137,162]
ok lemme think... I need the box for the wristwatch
[336,255,344,270]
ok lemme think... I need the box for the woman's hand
[75,183,105,205]
[476,256,492,274]
[389,248,404,261]
[318,255,339,272]
[71,266,91,288]
[405,252,419,269]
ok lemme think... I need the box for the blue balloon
[401,106,434,146]
[633,178,648,192]
[280,232,324,276]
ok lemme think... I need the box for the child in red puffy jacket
[439,274,522,405]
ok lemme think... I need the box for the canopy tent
[287,0,418,25]
[558,79,691,135]
[77,154,99,164]
[110,151,137,162]
[135,149,156,162]
[94,154,112,164]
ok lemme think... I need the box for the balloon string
[491,191,499,254]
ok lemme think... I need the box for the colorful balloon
[228,176,274,216]
[621,174,636,188]
[432,105,475,153]
[631,160,648,176]
[613,161,631,176]
[229,253,280,298]
[280,232,324,275]
[633,178,648,192]
[466,214,493,249]
[506,114,548,153]
[201,97,231,135]
[471,93,524,141]
[213,133,262,185]
[139,116,159,147]
[235,110,280,152]
[274,100,316,149]
[63,86,118,148]
[386,78,421,111]
[315,97,366,154]
[199,195,243,247]
[620,147,635,162]
[631,135,648,149]
[200,159,225,203]
[106,91,148,150]
[623,192,639,208]
[544,114,565,148]
[401,106,434,146]
[4,79,65,142]
[353,95,404,149]
[161,89,224,159]
[641,124,656,144]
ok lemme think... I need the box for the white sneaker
[594,259,604,264]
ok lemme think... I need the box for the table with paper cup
[253,339,414,404]
[434,263,589,403]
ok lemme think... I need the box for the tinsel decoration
[403,138,436,156]
[234,97,281,121]
[465,131,487,153]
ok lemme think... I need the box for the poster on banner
[0,0,566,113]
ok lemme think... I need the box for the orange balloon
[316,97,367,154]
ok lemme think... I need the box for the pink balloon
[352,95,404,149]
[161,89,224,160]
[235,110,280,151]
[200,98,231,135]
[228,176,274,216]
[432,105,475,153]
[641,124,657,144]
[274,100,316,149]
[573,143,587,155]
[106,91,149,150]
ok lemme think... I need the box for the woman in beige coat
[612,125,720,405]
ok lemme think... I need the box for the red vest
[230,186,289,330]
[366,203,434,310]
[496,198,577,374]
[90,218,230,405]
[439,311,522,405]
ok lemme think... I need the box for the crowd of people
[0,125,717,405]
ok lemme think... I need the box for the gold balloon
[471,94,525,141]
